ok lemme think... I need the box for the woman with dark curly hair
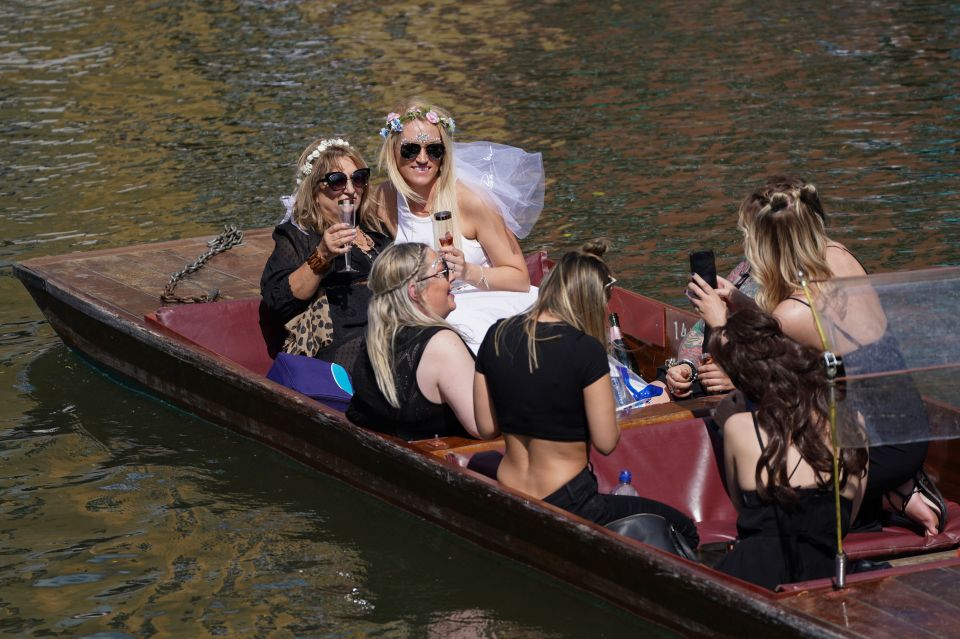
[709,307,867,590]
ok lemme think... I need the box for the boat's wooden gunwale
[13,230,960,638]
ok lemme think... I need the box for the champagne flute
[433,211,466,292]
[338,200,358,273]
[432,210,454,250]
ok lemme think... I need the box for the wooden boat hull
[14,229,960,638]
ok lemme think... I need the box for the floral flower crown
[379,107,456,139]
[296,138,351,186]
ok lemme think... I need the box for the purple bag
[266,353,353,412]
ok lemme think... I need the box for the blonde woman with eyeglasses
[346,242,479,440]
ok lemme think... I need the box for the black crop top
[475,318,610,442]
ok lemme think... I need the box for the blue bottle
[611,469,639,496]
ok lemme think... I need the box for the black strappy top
[713,412,853,590]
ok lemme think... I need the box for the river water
[2,1,958,637]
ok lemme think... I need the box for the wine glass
[338,200,358,273]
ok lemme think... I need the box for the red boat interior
[145,253,960,592]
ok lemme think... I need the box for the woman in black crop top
[474,241,698,549]
[709,307,867,589]
[346,242,478,440]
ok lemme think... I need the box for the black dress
[842,332,929,531]
[715,414,852,590]
[790,295,929,531]
[260,221,391,377]
[716,489,851,590]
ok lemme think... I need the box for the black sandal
[914,469,948,535]
[887,469,947,535]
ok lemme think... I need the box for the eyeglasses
[416,257,451,283]
[322,168,371,192]
[399,142,445,161]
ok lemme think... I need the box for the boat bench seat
[586,418,960,556]
[143,251,553,380]
[590,418,740,545]
[146,298,283,377]
[147,290,960,559]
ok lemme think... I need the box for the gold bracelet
[306,246,330,274]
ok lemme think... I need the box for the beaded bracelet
[665,357,699,383]
[306,246,330,275]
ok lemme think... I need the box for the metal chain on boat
[160,225,244,304]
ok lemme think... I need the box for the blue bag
[266,353,354,412]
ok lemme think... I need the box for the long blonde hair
[495,239,612,372]
[377,99,462,245]
[291,137,384,235]
[365,242,456,407]
[738,178,832,312]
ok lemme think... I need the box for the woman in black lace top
[346,242,478,440]
[260,137,391,376]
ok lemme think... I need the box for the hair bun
[580,238,609,259]
[768,191,790,212]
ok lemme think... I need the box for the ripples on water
[6,350,661,638]
[1,0,958,636]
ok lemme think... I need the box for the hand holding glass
[432,210,454,249]
[338,201,358,273]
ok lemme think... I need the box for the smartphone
[689,250,718,289]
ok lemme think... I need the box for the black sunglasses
[399,142,445,161]
[322,168,370,192]
[416,257,451,283]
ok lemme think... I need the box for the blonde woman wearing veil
[374,99,543,352]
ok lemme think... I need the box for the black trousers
[543,467,700,548]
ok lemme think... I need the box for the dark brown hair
[710,307,866,502]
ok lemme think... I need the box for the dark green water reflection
[2,0,958,636]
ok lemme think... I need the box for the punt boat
[14,228,960,638]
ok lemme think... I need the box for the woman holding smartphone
[688,177,943,537]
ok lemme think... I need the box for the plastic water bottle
[611,469,639,496]
[610,366,631,407]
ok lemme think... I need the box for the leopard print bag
[282,291,334,356]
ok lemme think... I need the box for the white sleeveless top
[395,192,538,353]
[395,194,490,266]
